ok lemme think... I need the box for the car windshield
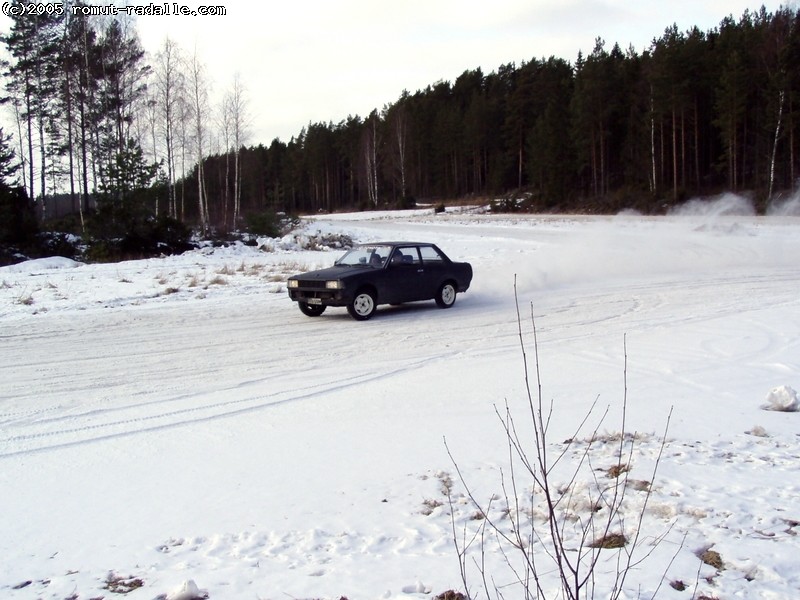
[335,245,393,267]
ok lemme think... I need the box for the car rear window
[419,246,445,263]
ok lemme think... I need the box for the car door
[386,246,425,303]
[416,245,450,298]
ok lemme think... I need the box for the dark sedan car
[287,242,473,320]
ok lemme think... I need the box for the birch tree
[153,37,185,218]
[362,109,380,206]
[385,97,409,200]
[187,48,210,232]
[226,72,250,227]
[218,89,233,226]
[762,7,794,198]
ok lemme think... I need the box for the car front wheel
[347,289,377,320]
[435,282,457,308]
[298,302,326,317]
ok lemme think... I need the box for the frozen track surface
[3,266,798,454]
[1,214,800,599]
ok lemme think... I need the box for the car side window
[419,246,445,263]
[369,250,386,266]
[391,247,421,266]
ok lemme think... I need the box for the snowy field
[1,203,800,599]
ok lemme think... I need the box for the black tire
[347,289,377,320]
[298,302,326,317]
[435,281,457,308]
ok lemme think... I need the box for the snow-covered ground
[1,206,799,600]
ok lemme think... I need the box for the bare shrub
[589,532,628,548]
[435,590,468,600]
[445,278,675,600]
[422,499,444,515]
[16,291,34,305]
[104,572,144,594]
[698,548,724,570]
[606,463,631,478]
[247,263,266,276]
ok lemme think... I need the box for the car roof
[356,242,434,247]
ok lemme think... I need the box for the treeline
[2,2,799,252]
[1,0,248,244]
[240,5,800,216]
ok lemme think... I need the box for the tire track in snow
[0,350,465,457]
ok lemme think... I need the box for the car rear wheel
[298,302,326,317]
[347,289,376,320]
[435,282,457,308]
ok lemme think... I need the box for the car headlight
[288,279,299,288]
[325,280,342,289]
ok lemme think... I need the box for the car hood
[291,265,373,281]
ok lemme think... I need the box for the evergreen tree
[0,128,37,250]
[2,1,63,215]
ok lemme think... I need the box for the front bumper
[288,288,350,307]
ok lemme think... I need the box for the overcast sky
[4,1,791,147]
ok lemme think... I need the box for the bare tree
[361,110,380,207]
[227,72,250,227]
[217,72,250,229]
[384,98,409,201]
[153,36,186,218]
[218,89,233,227]
[187,47,210,232]
[135,88,159,211]
[446,281,675,600]
[175,91,191,221]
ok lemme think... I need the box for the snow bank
[0,256,83,273]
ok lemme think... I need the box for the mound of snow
[166,579,207,600]
[0,256,82,273]
[762,385,799,412]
